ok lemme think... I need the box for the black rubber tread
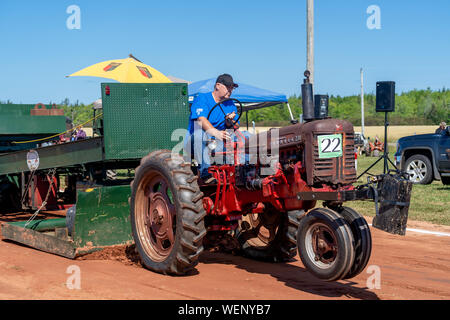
[297,207,355,281]
[237,209,304,262]
[0,180,21,213]
[334,206,372,279]
[65,205,76,236]
[130,150,206,275]
[404,154,433,185]
[441,176,450,185]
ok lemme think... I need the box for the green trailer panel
[0,115,66,135]
[101,83,189,160]
[0,137,103,175]
[0,104,40,116]
[0,104,68,153]
[73,185,133,254]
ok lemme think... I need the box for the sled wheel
[297,207,355,281]
[130,150,206,275]
[237,206,304,262]
[334,206,372,279]
[0,180,20,213]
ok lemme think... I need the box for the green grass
[345,150,450,226]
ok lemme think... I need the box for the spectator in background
[58,134,67,144]
[435,122,447,134]
[75,126,87,140]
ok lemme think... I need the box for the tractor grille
[312,132,357,185]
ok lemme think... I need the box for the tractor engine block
[246,118,357,187]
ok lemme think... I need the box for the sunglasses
[220,83,234,92]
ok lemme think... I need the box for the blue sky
[0,0,449,104]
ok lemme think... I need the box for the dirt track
[0,218,449,300]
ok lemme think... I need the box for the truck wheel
[441,176,450,185]
[130,150,206,275]
[333,206,372,279]
[405,154,433,184]
[237,208,304,262]
[297,207,355,281]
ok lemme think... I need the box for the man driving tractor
[185,74,241,184]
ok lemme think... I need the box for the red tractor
[129,72,412,281]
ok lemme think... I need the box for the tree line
[2,88,449,127]
[248,88,450,127]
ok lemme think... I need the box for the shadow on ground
[88,244,379,298]
[199,250,379,300]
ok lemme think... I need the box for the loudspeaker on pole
[376,81,395,112]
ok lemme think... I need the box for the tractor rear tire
[130,150,206,275]
[297,207,355,281]
[334,206,372,279]
[237,209,304,262]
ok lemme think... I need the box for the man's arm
[197,117,230,141]
[225,111,240,129]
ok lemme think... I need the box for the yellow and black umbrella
[67,54,172,83]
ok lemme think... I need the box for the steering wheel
[206,98,243,129]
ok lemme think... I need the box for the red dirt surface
[0,217,449,300]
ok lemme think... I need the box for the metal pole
[360,68,365,137]
[307,0,314,84]
[384,111,389,174]
[286,103,295,121]
[246,111,249,131]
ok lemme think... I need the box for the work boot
[200,174,217,185]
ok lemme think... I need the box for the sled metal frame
[1,185,133,258]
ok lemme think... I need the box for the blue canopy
[188,78,288,111]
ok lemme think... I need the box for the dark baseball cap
[216,74,239,88]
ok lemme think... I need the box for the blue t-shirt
[187,92,238,134]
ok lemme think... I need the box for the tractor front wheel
[297,207,355,281]
[236,207,304,262]
[130,150,206,275]
[237,207,304,262]
[333,206,372,279]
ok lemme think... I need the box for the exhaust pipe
[301,70,315,122]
